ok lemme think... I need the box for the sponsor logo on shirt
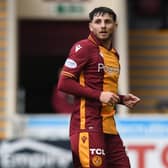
[97,63,119,74]
[90,148,105,156]
[65,58,77,69]
[75,44,82,52]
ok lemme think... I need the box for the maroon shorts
[104,134,130,168]
[70,132,130,168]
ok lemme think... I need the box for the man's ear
[89,23,93,32]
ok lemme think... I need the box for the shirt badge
[65,58,77,69]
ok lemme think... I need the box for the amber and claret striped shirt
[58,33,120,135]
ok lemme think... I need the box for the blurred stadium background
[0,0,168,167]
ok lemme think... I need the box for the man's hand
[122,93,141,109]
[99,91,119,105]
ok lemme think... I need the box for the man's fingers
[128,94,141,102]
[111,94,120,103]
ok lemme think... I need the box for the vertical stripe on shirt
[79,72,86,130]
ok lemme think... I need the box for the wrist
[118,95,125,104]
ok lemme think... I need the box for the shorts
[70,132,106,168]
[104,134,130,168]
[70,132,130,168]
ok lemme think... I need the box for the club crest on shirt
[65,58,77,69]
[75,44,82,52]
[92,155,103,167]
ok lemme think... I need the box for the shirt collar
[88,32,101,46]
[88,32,117,54]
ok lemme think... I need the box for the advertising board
[116,116,168,168]
[0,115,168,168]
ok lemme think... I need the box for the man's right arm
[57,74,101,100]
[58,74,120,104]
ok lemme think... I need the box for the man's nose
[100,22,106,27]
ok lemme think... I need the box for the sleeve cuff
[118,95,125,104]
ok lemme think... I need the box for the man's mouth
[100,31,107,35]
[100,32,107,36]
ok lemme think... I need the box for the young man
[58,7,140,168]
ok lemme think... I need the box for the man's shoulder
[69,38,97,55]
[77,38,93,45]
[112,48,120,59]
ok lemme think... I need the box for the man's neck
[101,39,113,50]
[89,32,113,50]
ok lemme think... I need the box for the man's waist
[101,106,115,117]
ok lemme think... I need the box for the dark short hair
[89,7,117,22]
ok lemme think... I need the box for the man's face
[89,13,117,41]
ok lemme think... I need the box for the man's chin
[98,37,109,41]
